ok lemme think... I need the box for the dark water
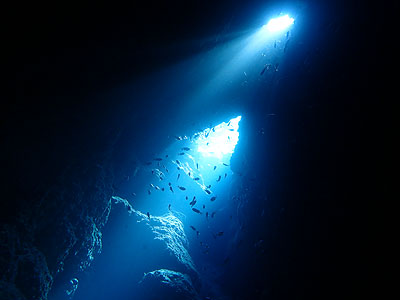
[2,0,376,299]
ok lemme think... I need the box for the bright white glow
[265,15,294,32]
[196,116,241,159]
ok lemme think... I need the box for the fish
[168,204,171,210]
[274,40,277,48]
[192,208,202,214]
[210,196,216,202]
[178,152,185,156]
[176,160,181,165]
[190,225,196,231]
[189,199,197,207]
[206,212,209,219]
[193,177,200,181]
[222,163,229,166]
[150,183,155,188]
[224,173,227,178]
[177,166,182,170]
[286,30,290,39]
[284,38,290,53]
[205,189,211,195]
[161,188,165,191]
[260,64,271,75]
[181,147,190,151]
[131,192,136,197]
[165,154,168,158]
[203,204,205,209]
[174,136,183,140]
[212,127,215,132]
[196,163,199,169]
[177,174,180,180]
[148,190,151,195]
[147,212,150,220]
[211,212,216,218]
[178,186,186,191]
[154,185,160,190]
[154,158,162,161]
[274,63,279,72]
[213,166,217,170]
[207,185,211,188]
[168,182,171,186]
[188,172,191,177]
[217,175,221,182]
[169,186,174,193]
[185,196,188,200]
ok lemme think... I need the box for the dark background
[3,0,378,299]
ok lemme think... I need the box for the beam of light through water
[264,14,294,32]
[196,116,241,159]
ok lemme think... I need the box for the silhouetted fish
[213,166,217,170]
[169,186,174,193]
[181,147,190,151]
[211,212,216,218]
[205,189,211,195]
[210,196,216,202]
[190,225,196,231]
[147,212,150,220]
[216,175,221,182]
[176,160,181,165]
[168,204,171,210]
[178,152,185,156]
[222,163,229,166]
[177,174,180,180]
[178,186,186,191]
[192,208,202,214]
[194,177,200,181]
[185,196,188,200]
[189,199,197,207]
[203,204,205,209]
[148,190,151,195]
[174,136,183,140]
[196,163,199,169]
[224,173,227,178]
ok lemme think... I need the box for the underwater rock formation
[139,269,201,300]
[112,196,197,274]
[1,161,114,299]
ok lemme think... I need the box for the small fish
[274,40,277,48]
[212,127,215,132]
[211,212,216,218]
[284,38,290,53]
[155,185,160,190]
[178,186,186,191]
[178,152,185,156]
[185,196,188,200]
[165,154,168,158]
[206,212,209,219]
[207,185,211,188]
[190,225,196,231]
[260,64,271,75]
[177,167,181,170]
[192,208,202,214]
[224,173,227,178]
[154,158,162,161]
[286,30,290,39]
[189,199,197,207]
[150,183,155,188]
[148,190,151,195]
[213,166,217,170]
[147,212,150,220]
[168,204,171,210]
[161,188,165,191]
[210,196,216,202]
[196,163,199,169]
[176,160,181,165]
[274,63,279,72]
[181,147,190,151]
[193,177,200,181]
[174,136,183,140]
[217,175,221,182]
[168,182,171,186]
[177,174,180,180]
[169,186,174,193]
[131,192,136,197]
[222,163,229,166]
[203,204,205,209]
[205,189,211,195]
[188,172,191,177]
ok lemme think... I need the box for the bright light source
[196,116,241,159]
[264,15,294,32]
